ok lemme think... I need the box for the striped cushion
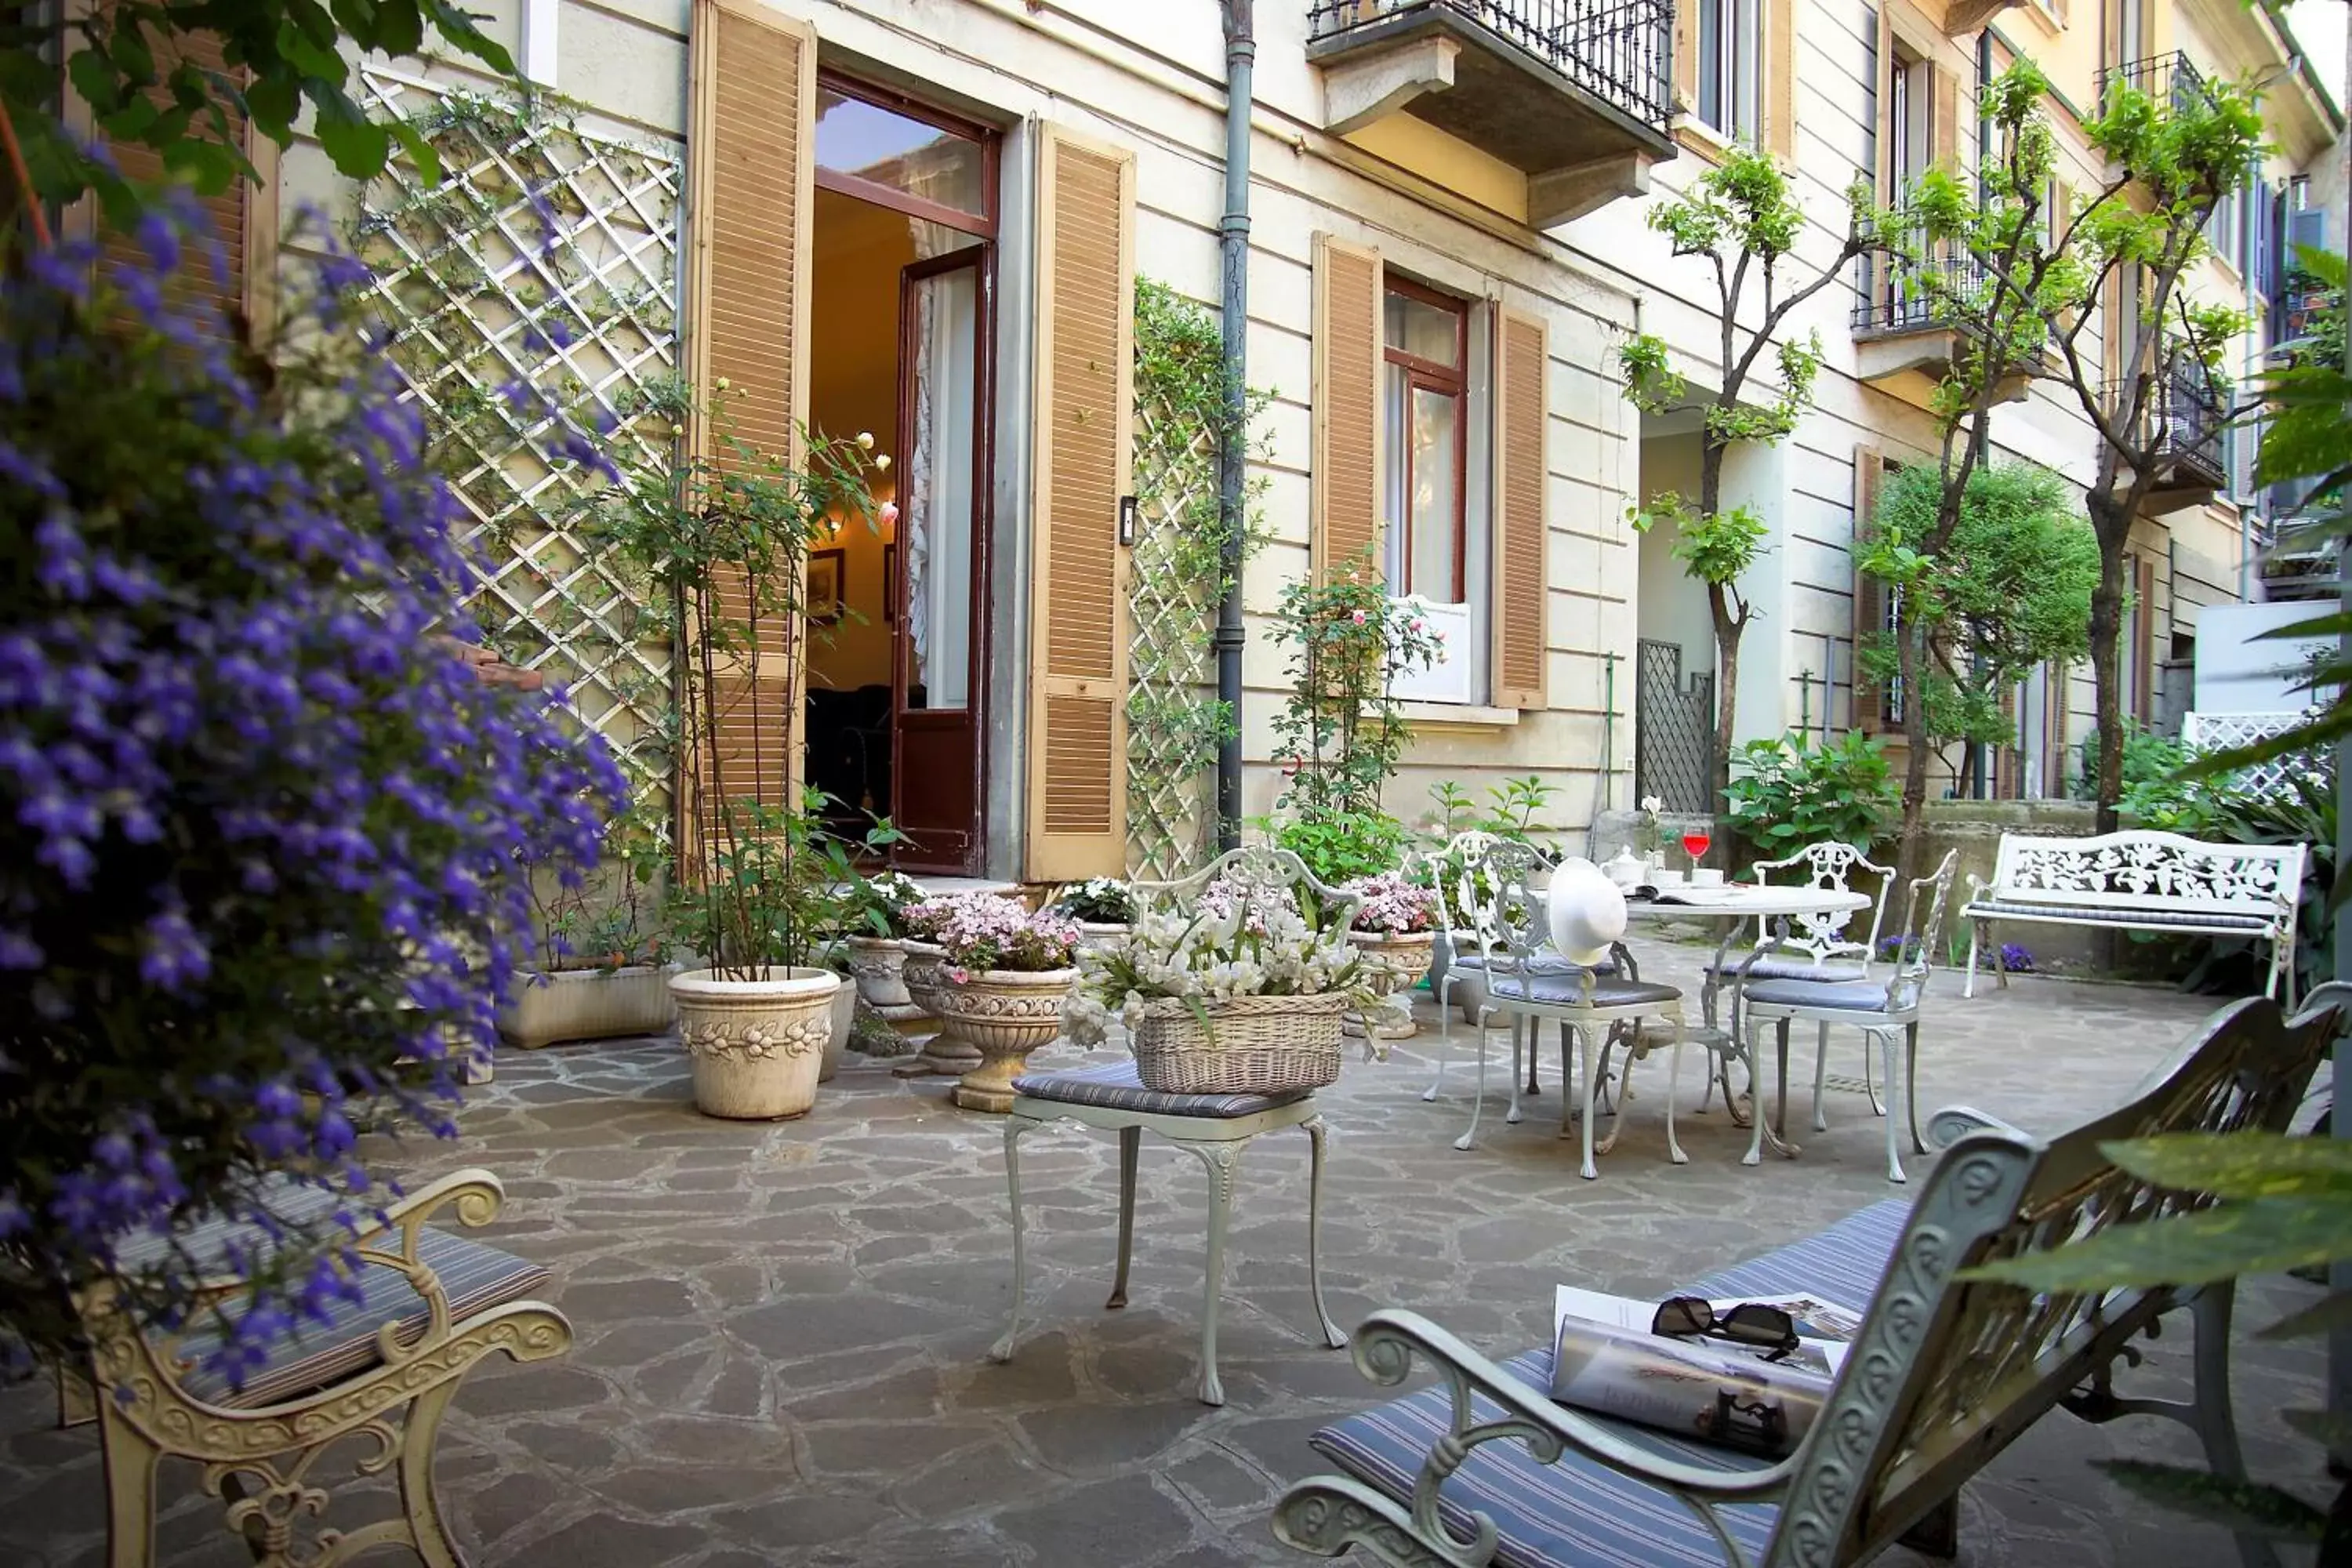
[1703,956,1867,984]
[1739,978,1890,1013]
[1965,898,2272,931]
[1012,1059,1312,1120]
[1487,976,1680,1008]
[1309,1200,1911,1568]
[1450,953,1621,977]
[172,1227,550,1410]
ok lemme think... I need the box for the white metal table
[1623,884,1875,1156]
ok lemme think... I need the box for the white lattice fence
[1125,383,1221,878]
[350,72,684,818]
[2181,710,2332,799]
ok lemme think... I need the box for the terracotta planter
[1345,929,1436,1040]
[934,967,1078,1113]
[670,966,839,1120]
[499,963,679,1048]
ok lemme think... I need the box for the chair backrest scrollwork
[1879,849,1958,1013]
[1749,840,1896,970]
[1130,844,1363,935]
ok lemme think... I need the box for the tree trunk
[2086,543,2129,833]
[1711,586,1743,818]
[1896,605,1933,884]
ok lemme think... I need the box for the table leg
[1106,1124,1140,1310]
[989,1116,1040,1365]
[1303,1115,1347,1350]
[1575,1023,1600,1181]
[1180,1139,1243,1406]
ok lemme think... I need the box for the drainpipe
[1214,0,1254,851]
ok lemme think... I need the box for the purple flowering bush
[904,895,1080,978]
[0,214,625,1377]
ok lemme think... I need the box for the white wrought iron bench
[70,1168,570,1566]
[1962,829,2306,1004]
[1272,988,2345,1568]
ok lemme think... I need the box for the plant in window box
[1340,869,1441,1041]
[501,804,681,1050]
[1047,877,1138,952]
[840,868,928,1020]
[911,894,1082,1113]
[601,385,891,1120]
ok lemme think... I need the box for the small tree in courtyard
[1619,147,1871,804]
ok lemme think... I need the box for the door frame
[890,242,997,874]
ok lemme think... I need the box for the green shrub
[1272,809,1407,887]
[1721,731,1896,856]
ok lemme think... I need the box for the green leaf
[387,118,441,185]
[1963,1197,2352,1291]
[2091,1461,2326,1543]
[2100,1133,2352,1202]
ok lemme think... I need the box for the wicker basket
[1129,992,1349,1094]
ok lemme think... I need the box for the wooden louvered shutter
[1851,445,1886,733]
[1765,0,1797,161]
[87,27,275,339]
[2132,555,2157,724]
[1312,234,1382,586]
[684,0,815,853]
[1672,0,1699,113]
[1024,124,1135,882]
[1492,309,1549,710]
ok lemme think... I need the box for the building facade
[162,0,2339,883]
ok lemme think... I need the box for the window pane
[816,88,989,223]
[1733,0,1760,142]
[1697,0,1723,129]
[905,267,978,710]
[1384,364,1410,582]
[1409,387,1461,603]
[1385,290,1461,365]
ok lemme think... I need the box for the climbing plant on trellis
[347,71,684,819]
[1127,280,1272,877]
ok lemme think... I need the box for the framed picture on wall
[883,543,898,618]
[808,548,846,622]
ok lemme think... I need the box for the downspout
[1214,0,1254,851]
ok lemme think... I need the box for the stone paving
[0,949,2333,1567]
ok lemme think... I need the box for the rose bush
[0,209,624,1381]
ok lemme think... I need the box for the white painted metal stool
[989,1060,1347,1406]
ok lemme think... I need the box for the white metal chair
[1456,840,1686,1179]
[1737,848,1962,1184]
[1703,840,1896,1123]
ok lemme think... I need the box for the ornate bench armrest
[1926,1104,2026,1149]
[1961,872,1996,906]
[1273,1310,1791,1566]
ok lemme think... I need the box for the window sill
[1396,701,1522,734]
[1671,115,1738,167]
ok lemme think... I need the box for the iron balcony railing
[1852,212,1989,334]
[2130,349,2228,485]
[1305,0,1675,133]
[2096,51,2218,118]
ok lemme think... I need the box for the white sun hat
[1547,857,1629,967]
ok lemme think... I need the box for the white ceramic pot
[934,967,1077,1113]
[844,935,913,1009]
[499,964,680,1049]
[670,967,840,1120]
[899,940,949,1014]
[821,974,855,1082]
[1076,921,1131,953]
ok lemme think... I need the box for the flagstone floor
[0,949,2332,1567]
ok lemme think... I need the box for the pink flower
[1409,619,1424,632]
[878,501,901,529]
[949,967,970,984]
[1350,608,1367,624]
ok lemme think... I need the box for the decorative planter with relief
[903,894,1083,1112]
[1340,869,1443,1041]
[895,938,975,1076]
[499,963,681,1049]
[844,935,928,1029]
[670,966,840,1120]
[936,967,1080,1112]
[1047,878,1137,958]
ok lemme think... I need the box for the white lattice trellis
[350,71,684,818]
[2181,710,2332,799]
[1125,388,1221,878]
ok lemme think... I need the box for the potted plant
[1341,869,1440,1040]
[1071,865,1374,1094]
[604,392,889,1120]
[841,869,927,1022]
[1047,877,1138,950]
[502,805,680,1049]
[895,896,964,1073]
[919,894,1082,1112]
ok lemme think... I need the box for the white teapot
[1601,846,1646,891]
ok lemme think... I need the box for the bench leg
[1107,1124,1141,1309]
[989,1116,1042,1365]
[1964,919,1983,999]
[400,1381,465,1568]
[1896,1494,1960,1557]
[1181,1138,1244,1406]
[1302,1114,1347,1350]
[98,1399,161,1568]
[2189,1286,2287,1568]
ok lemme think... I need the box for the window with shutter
[683,0,816,851]
[1312,234,1383,587]
[1023,124,1134,882]
[1851,445,1887,732]
[1491,309,1548,711]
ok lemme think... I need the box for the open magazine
[1549,1287,1864,1457]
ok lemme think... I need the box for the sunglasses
[1652,1297,1800,1362]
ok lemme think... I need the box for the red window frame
[1382,276,1469,604]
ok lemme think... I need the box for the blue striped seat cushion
[1012,1059,1311,1120]
[1309,1200,1911,1568]
[1965,898,2271,931]
[1702,955,1868,984]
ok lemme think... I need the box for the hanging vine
[1127,278,1273,877]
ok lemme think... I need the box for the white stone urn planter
[897,940,978,1076]
[1344,930,1437,1040]
[499,964,680,1049]
[934,967,1078,1113]
[844,934,928,1029]
[670,966,840,1120]
[1075,921,1130,954]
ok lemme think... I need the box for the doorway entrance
[805,76,996,874]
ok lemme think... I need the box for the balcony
[1849,216,2032,399]
[1306,0,1675,226]
[2118,351,2229,517]
[2096,52,2221,119]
